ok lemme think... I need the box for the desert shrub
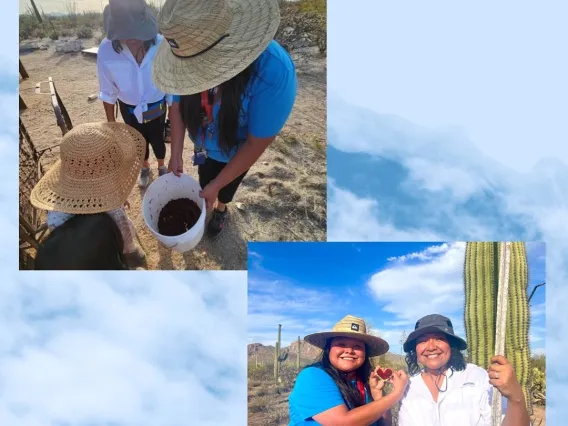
[299,0,326,15]
[49,31,59,40]
[59,29,73,37]
[248,395,273,413]
[531,353,545,372]
[76,26,92,39]
[264,406,289,425]
[249,363,275,382]
[33,28,46,39]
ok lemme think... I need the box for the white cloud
[327,179,443,242]
[387,243,450,263]
[0,272,247,425]
[367,243,466,323]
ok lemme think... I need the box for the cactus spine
[464,242,531,414]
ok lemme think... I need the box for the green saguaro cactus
[274,324,288,381]
[464,242,532,414]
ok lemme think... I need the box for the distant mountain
[247,342,405,366]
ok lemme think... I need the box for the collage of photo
[12,0,561,425]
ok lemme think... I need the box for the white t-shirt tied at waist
[398,363,507,426]
[97,34,173,124]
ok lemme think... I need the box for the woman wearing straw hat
[289,315,409,425]
[398,314,530,426]
[98,0,173,188]
[152,0,297,238]
[29,122,147,269]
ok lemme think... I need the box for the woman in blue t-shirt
[152,0,297,238]
[289,315,409,426]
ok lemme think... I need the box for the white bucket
[142,173,206,253]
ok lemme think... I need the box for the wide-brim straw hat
[30,122,146,214]
[304,315,390,357]
[152,0,280,95]
[104,0,158,41]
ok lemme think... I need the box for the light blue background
[328,1,567,424]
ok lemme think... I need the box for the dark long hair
[112,37,156,54]
[304,340,374,410]
[178,64,255,155]
[405,338,467,376]
[35,213,127,270]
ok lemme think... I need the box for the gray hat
[103,0,158,41]
[403,314,467,352]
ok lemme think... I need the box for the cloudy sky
[0,272,248,425]
[329,0,568,172]
[247,242,545,359]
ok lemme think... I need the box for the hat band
[171,33,230,59]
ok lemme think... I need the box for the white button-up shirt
[398,363,506,426]
[97,34,173,124]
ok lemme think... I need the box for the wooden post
[19,60,29,79]
[19,95,27,110]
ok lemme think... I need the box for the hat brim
[304,331,390,357]
[403,325,467,352]
[152,0,280,95]
[30,124,146,214]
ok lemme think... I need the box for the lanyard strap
[200,90,214,124]
[198,89,220,149]
[355,379,366,403]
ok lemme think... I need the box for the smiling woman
[398,314,530,426]
[288,315,407,426]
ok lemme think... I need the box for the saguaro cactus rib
[464,242,532,415]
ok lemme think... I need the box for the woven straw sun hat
[30,122,146,214]
[304,315,390,357]
[152,0,280,95]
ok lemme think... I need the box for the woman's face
[416,332,451,371]
[328,336,366,373]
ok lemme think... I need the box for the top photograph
[18,0,327,271]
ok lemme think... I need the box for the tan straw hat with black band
[152,0,280,95]
[304,315,390,357]
[30,122,146,214]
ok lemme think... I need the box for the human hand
[488,355,525,403]
[369,366,388,399]
[168,156,183,176]
[199,181,220,212]
[389,370,409,401]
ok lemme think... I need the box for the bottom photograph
[247,242,546,426]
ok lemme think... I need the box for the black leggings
[198,157,249,204]
[118,100,166,161]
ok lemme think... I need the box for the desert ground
[19,4,326,270]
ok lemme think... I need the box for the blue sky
[248,242,545,358]
[329,0,568,173]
